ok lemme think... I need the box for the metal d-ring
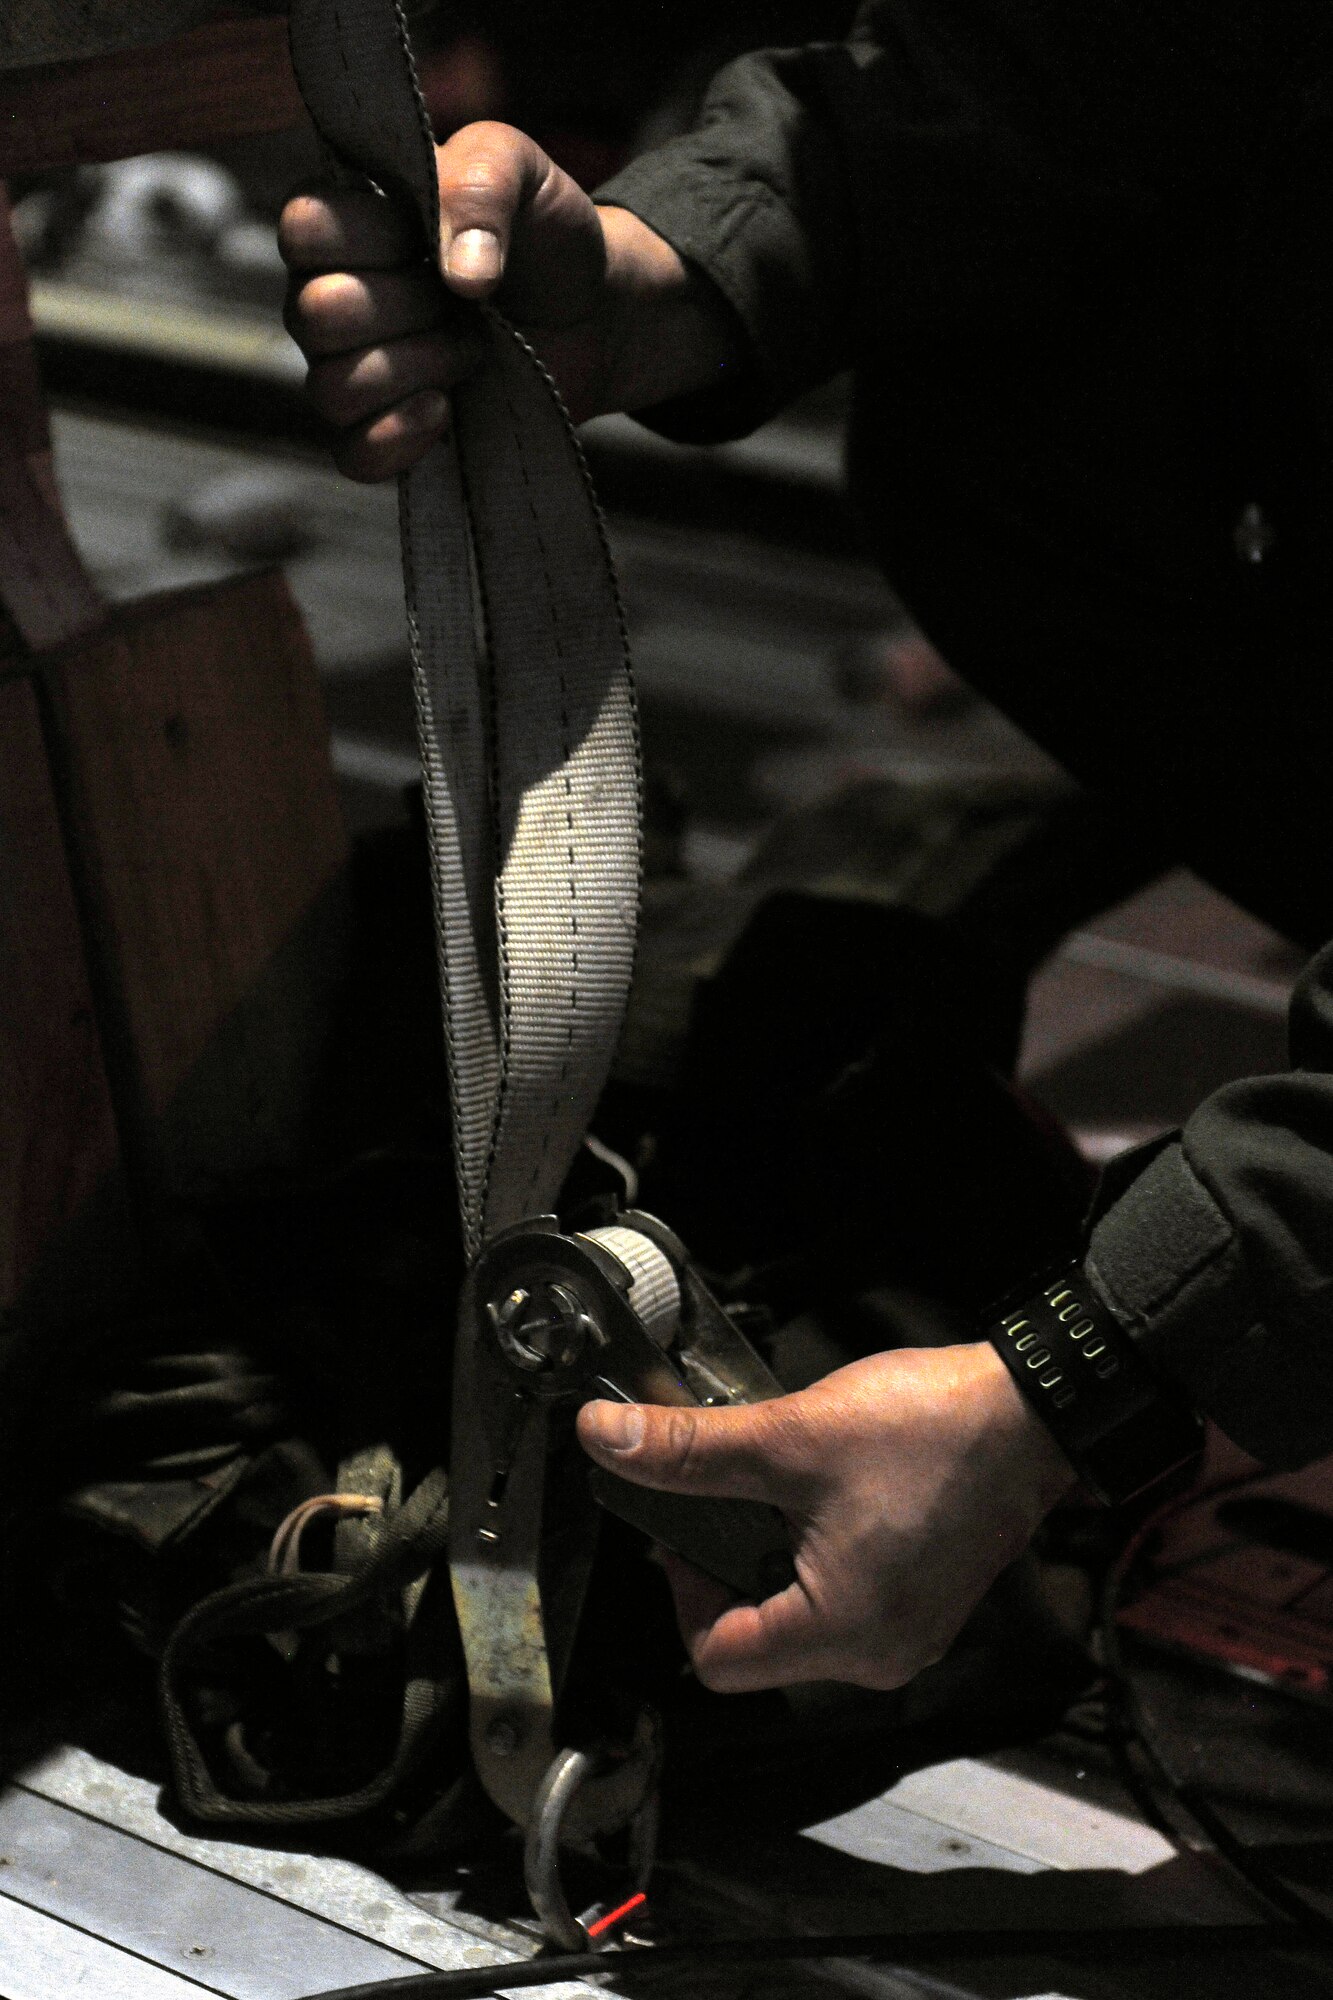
[524,1744,659,1951]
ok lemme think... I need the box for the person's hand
[279,121,735,480]
[577,1342,1077,1692]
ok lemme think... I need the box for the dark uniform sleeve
[599,4,1333,1474]
[595,40,864,439]
[1087,944,1333,1470]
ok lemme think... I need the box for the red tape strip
[584,1892,648,1941]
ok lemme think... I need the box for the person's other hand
[279,121,731,480]
[577,1343,1077,1692]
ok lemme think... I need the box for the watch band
[984,1263,1203,1506]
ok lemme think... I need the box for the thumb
[433,120,552,296]
[577,1398,785,1504]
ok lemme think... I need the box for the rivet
[486,1716,522,1758]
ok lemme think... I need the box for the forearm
[595,205,743,416]
[594,43,860,442]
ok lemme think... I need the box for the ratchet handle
[588,1465,797,1603]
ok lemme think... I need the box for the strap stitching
[399,475,481,1257]
[492,352,578,1200]
[499,322,645,984]
[329,0,367,120]
[454,373,511,1249]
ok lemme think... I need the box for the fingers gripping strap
[288,0,440,246]
[289,0,641,1260]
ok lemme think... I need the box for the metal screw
[485,1716,522,1758]
[489,1282,593,1371]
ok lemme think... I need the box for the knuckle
[764,1399,811,1461]
[447,118,522,163]
[662,1407,703,1479]
[749,1401,815,1494]
[438,122,535,214]
[304,270,359,316]
[276,193,324,260]
[454,155,508,200]
[287,272,357,345]
[311,347,426,426]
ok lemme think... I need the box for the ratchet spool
[581,1225,681,1348]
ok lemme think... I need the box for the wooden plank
[0,673,122,1314]
[0,18,306,177]
[28,279,304,386]
[0,186,50,458]
[0,445,108,650]
[0,187,105,651]
[40,568,351,1201]
[0,198,130,1476]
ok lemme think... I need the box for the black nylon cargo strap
[159,1466,452,1827]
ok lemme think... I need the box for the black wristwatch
[983,1262,1203,1507]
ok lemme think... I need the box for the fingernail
[445,227,502,285]
[585,1402,644,1454]
[403,389,448,432]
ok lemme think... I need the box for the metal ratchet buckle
[447,1209,796,1947]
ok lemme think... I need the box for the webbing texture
[288,0,641,1262]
